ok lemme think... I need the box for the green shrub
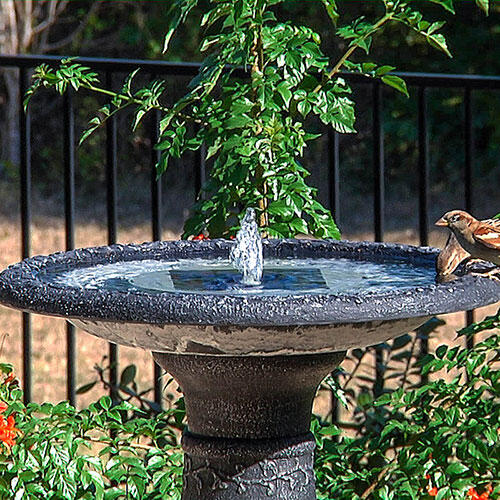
[315,310,500,499]
[0,309,498,499]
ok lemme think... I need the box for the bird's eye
[451,215,460,223]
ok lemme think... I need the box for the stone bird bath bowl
[1,238,499,499]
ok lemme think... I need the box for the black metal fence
[1,54,500,416]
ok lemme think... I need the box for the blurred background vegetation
[1,0,499,235]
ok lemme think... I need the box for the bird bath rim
[0,238,499,329]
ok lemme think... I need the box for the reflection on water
[40,257,436,297]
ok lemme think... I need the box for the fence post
[63,91,77,405]
[105,72,119,403]
[19,67,32,404]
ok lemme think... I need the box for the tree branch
[360,461,396,499]
[31,0,59,38]
[1,0,19,54]
[313,13,393,94]
[43,1,100,53]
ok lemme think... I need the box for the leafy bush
[315,311,500,499]
[0,374,184,499]
[0,309,498,499]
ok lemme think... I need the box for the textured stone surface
[0,239,499,329]
[71,316,427,355]
[153,351,345,438]
[182,432,317,500]
[153,352,345,500]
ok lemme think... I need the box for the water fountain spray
[229,208,263,285]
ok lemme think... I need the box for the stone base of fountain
[153,351,345,499]
[182,432,316,499]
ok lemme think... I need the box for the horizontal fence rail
[1,53,500,423]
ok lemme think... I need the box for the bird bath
[1,235,500,499]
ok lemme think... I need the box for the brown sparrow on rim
[436,232,470,277]
[435,211,500,275]
[436,218,500,276]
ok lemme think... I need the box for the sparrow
[435,211,500,275]
[436,232,470,277]
[436,217,500,276]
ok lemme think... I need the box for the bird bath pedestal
[1,239,499,499]
[153,351,344,499]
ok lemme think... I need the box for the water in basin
[40,257,436,296]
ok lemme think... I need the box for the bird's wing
[484,218,500,228]
[437,233,470,275]
[473,223,500,249]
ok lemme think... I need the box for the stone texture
[153,351,345,438]
[0,239,499,329]
[182,432,317,500]
[153,352,345,500]
[70,316,427,355]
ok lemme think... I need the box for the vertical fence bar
[105,72,119,401]
[150,107,164,408]
[464,87,475,348]
[151,109,162,243]
[194,128,206,200]
[63,91,77,405]
[418,87,430,247]
[19,68,32,404]
[372,82,385,244]
[327,127,341,423]
[328,128,340,225]
[417,86,430,384]
[372,82,385,397]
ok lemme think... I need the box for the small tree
[26,0,489,239]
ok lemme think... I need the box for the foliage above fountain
[25,0,479,241]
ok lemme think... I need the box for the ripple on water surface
[39,257,437,297]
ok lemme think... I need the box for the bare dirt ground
[0,215,497,420]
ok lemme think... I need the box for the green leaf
[436,488,452,500]
[76,381,97,395]
[375,65,396,77]
[445,462,469,476]
[435,345,448,359]
[120,365,137,387]
[322,0,339,26]
[224,114,253,129]
[429,0,456,14]
[100,396,112,410]
[475,0,489,14]
[318,425,341,436]
[0,363,13,375]
[288,217,308,234]
[164,0,199,53]
[381,74,409,97]
[267,200,295,218]
[427,33,452,58]
[276,82,292,106]
[297,99,312,117]
[132,107,148,130]
[121,68,140,96]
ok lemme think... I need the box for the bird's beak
[435,217,448,227]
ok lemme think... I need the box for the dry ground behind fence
[0,214,497,419]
